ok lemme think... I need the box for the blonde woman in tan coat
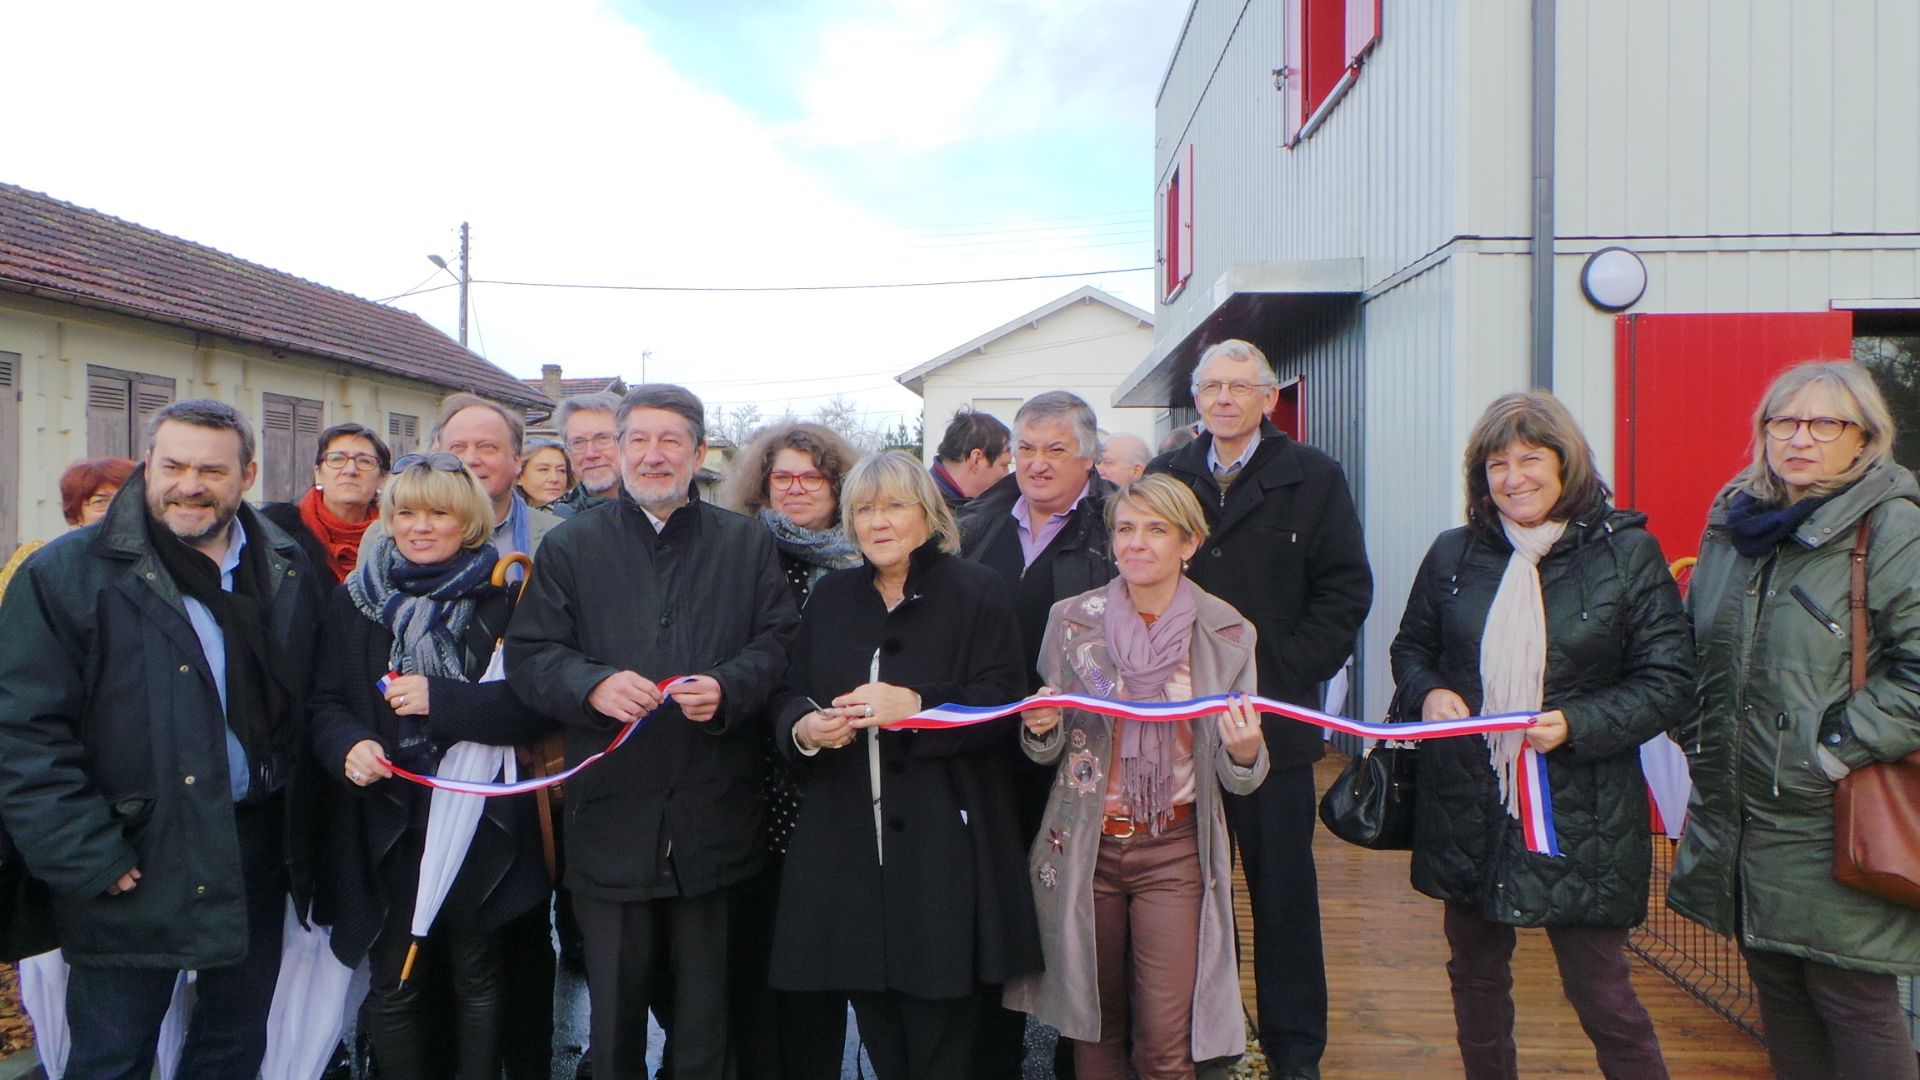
[1005,474,1268,1079]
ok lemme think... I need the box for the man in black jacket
[0,400,322,1079]
[505,385,799,1080]
[1147,340,1372,1080]
[958,389,1115,1079]
[929,407,1012,511]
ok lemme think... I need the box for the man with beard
[506,384,799,1080]
[0,399,322,1079]
[550,392,623,518]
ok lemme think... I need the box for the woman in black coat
[309,454,551,1080]
[768,451,1042,1080]
[1388,392,1694,1080]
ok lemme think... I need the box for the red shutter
[1282,0,1306,145]
[1346,0,1380,66]
[1160,170,1179,299]
[1178,144,1195,294]
[1614,311,1855,559]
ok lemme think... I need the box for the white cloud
[0,0,1176,432]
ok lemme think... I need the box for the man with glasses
[506,385,799,1080]
[551,392,624,518]
[958,389,1117,1079]
[1146,339,1372,1080]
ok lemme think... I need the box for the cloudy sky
[3,0,1186,436]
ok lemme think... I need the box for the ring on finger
[395,694,407,707]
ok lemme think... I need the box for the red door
[1614,311,1854,560]
[1269,378,1303,440]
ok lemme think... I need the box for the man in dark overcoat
[1147,340,1373,1080]
[0,400,323,1079]
[505,384,799,1080]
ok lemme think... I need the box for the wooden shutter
[388,412,418,457]
[1282,0,1306,145]
[0,354,18,560]
[131,377,174,455]
[262,394,297,502]
[290,399,324,501]
[1346,0,1380,66]
[87,370,132,458]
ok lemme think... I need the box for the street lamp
[428,223,471,348]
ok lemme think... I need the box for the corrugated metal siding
[1557,0,1920,240]
[1154,0,1468,351]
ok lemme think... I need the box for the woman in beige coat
[1005,474,1268,1079]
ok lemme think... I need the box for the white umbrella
[399,643,517,984]
[19,949,188,1079]
[258,897,358,1080]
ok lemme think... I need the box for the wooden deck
[1236,754,1772,1078]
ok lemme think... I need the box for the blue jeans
[65,799,287,1080]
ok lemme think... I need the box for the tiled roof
[0,183,546,409]
[522,375,628,402]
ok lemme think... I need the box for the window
[1159,145,1195,301]
[1855,329,1920,471]
[388,412,419,457]
[1282,0,1380,146]
[262,392,324,502]
[86,365,176,458]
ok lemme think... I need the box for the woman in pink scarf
[1004,474,1267,1079]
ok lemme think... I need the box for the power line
[383,265,1152,301]
[374,269,444,304]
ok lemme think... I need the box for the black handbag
[1318,739,1418,850]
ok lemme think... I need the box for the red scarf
[298,486,375,584]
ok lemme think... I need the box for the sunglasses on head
[392,452,467,473]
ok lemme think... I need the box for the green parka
[1669,458,1920,974]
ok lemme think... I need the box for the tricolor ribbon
[377,681,1560,856]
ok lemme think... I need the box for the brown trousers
[1744,946,1920,1080]
[1076,812,1204,1080]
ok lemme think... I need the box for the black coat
[308,585,552,966]
[0,475,324,967]
[1148,422,1373,767]
[260,501,340,587]
[767,544,1043,1000]
[1387,507,1695,928]
[503,491,800,901]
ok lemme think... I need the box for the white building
[1117,0,1920,725]
[899,286,1164,451]
[0,183,547,557]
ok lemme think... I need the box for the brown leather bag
[1831,510,1920,908]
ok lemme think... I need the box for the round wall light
[1580,247,1648,312]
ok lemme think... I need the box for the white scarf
[1478,516,1567,820]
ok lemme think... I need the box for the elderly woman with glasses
[308,452,550,1080]
[1004,474,1268,1080]
[720,421,865,1079]
[767,450,1041,1080]
[1671,361,1920,1080]
[262,423,392,586]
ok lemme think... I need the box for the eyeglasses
[566,432,617,454]
[320,452,383,472]
[1764,416,1857,443]
[1191,379,1275,400]
[769,470,828,493]
[1015,443,1077,463]
[392,452,467,473]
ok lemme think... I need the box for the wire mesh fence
[1627,837,1764,1041]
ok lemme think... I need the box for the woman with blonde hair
[1672,361,1920,1080]
[767,450,1040,1080]
[308,452,550,1080]
[1390,390,1692,1080]
[1005,473,1268,1079]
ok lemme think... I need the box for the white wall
[918,298,1164,451]
[1,301,446,545]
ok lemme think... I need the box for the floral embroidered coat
[1002,583,1268,1060]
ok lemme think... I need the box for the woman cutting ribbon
[766,450,1040,1080]
[1002,474,1267,1080]
[1388,391,1693,1080]
[308,452,550,1080]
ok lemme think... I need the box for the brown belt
[1100,802,1194,839]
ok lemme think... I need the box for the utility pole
[457,221,471,350]
[641,348,652,384]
